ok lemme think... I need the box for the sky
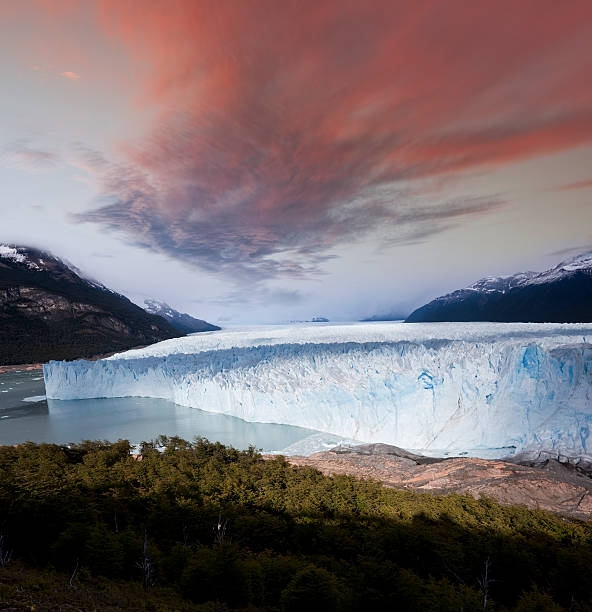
[1,0,591,323]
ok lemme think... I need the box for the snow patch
[0,244,40,269]
[0,245,27,264]
[463,252,592,293]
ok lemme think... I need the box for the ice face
[43,322,592,460]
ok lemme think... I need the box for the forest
[0,436,591,611]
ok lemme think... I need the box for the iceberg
[43,322,592,460]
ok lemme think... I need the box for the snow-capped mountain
[406,251,592,323]
[0,244,182,365]
[144,299,220,333]
[0,245,117,294]
[1,244,89,279]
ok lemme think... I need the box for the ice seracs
[44,322,592,461]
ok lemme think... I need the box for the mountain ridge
[405,251,592,323]
[0,244,183,365]
[144,298,220,333]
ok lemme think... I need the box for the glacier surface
[44,322,592,459]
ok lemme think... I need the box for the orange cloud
[65,0,592,280]
[555,179,592,191]
[60,71,80,80]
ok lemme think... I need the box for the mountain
[144,299,220,333]
[406,252,592,323]
[0,244,183,365]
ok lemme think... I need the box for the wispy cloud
[60,71,80,80]
[69,0,592,285]
[204,286,310,308]
[549,243,592,258]
[554,179,592,191]
[75,143,504,284]
[1,143,60,171]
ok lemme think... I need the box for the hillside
[0,245,183,365]
[406,252,592,322]
[0,437,590,610]
[283,444,592,518]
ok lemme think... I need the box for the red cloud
[69,0,592,279]
[555,179,592,191]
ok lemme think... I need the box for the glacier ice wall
[43,323,592,458]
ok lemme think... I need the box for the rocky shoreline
[0,362,43,374]
[269,443,592,519]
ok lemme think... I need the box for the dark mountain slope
[0,245,183,365]
[144,299,220,333]
[406,252,592,323]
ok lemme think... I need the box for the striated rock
[279,447,592,519]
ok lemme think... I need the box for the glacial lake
[0,369,319,451]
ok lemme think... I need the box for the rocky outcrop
[1,287,129,331]
[279,444,592,518]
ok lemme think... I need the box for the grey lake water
[0,369,317,451]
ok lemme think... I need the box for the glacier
[43,322,592,460]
